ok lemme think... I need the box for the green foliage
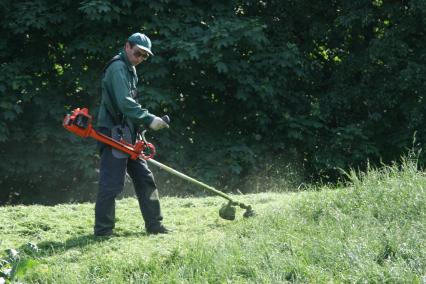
[0,243,40,283]
[1,0,426,203]
[0,160,425,282]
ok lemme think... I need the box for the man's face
[125,42,150,66]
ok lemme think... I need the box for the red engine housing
[63,108,93,138]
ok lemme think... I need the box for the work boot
[146,224,171,235]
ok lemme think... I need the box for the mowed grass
[1,159,425,283]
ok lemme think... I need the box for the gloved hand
[149,116,169,131]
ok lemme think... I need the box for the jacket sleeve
[109,67,155,127]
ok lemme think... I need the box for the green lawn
[1,160,425,283]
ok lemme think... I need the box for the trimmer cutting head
[243,205,256,218]
[219,201,256,221]
[219,202,236,220]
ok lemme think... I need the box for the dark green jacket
[97,50,155,135]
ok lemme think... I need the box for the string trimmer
[63,108,255,220]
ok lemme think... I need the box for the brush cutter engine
[63,108,156,160]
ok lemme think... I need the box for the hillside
[1,160,425,283]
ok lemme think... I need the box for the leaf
[215,62,228,74]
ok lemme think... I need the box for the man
[94,33,170,236]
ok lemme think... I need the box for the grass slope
[1,160,425,283]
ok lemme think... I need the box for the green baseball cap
[128,33,153,55]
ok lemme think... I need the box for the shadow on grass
[18,231,147,258]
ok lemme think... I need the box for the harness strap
[102,55,125,125]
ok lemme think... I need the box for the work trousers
[94,145,163,236]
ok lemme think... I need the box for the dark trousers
[94,146,163,235]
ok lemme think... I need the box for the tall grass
[1,157,425,283]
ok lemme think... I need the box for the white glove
[149,116,169,131]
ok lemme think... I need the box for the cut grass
[1,160,425,283]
